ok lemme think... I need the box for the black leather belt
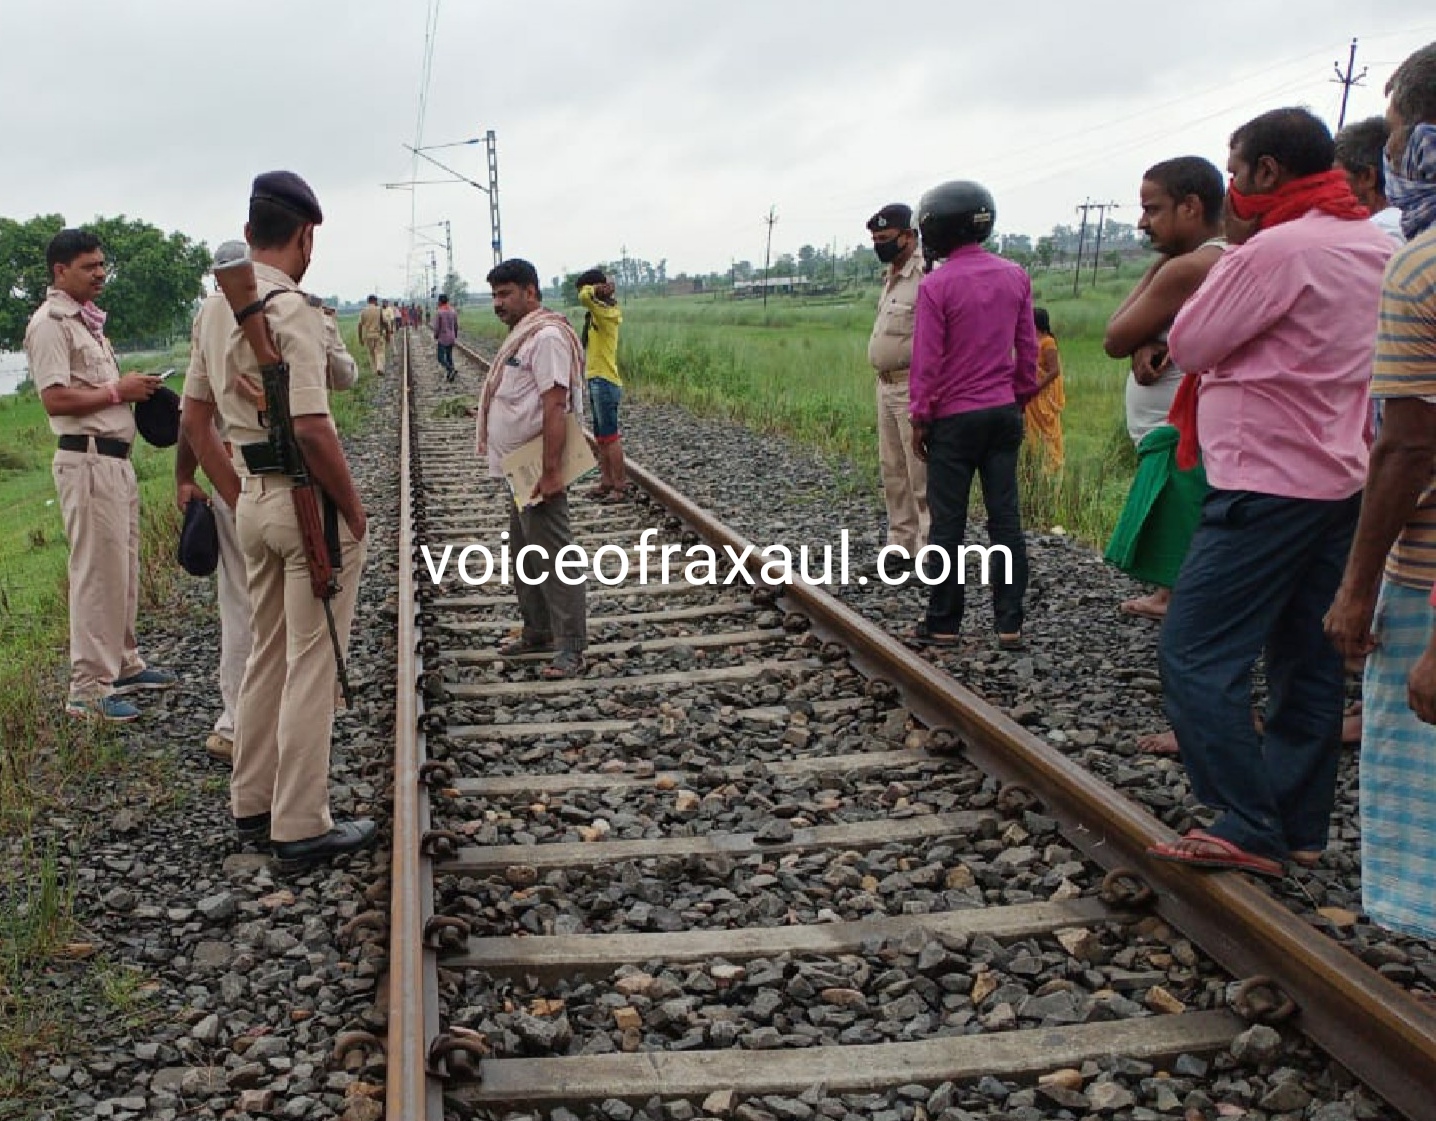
[57,435,131,459]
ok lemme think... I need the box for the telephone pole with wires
[1072,200,1119,294]
[1332,38,1367,131]
[761,206,778,309]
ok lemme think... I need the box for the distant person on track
[1335,116,1409,246]
[1102,157,1226,635]
[476,258,589,680]
[358,295,385,377]
[381,298,397,345]
[865,203,928,573]
[25,227,176,723]
[434,293,459,382]
[181,172,375,870]
[908,181,1036,651]
[575,268,630,503]
[1328,41,1436,938]
[1146,108,1393,879]
[1024,307,1065,473]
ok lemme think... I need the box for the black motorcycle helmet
[918,180,996,263]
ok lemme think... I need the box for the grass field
[460,262,1145,544]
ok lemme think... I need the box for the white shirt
[1373,206,1407,246]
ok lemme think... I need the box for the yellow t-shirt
[578,285,622,387]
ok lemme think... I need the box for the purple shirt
[1169,212,1393,501]
[434,305,459,345]
[909,245,1038,424]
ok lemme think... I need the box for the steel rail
[625,457,1436,1121]
[386,331,445,1120]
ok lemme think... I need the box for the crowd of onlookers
[860,41,1436,944]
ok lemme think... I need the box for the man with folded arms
[1148,108,1392,878]
[25,228,176,723]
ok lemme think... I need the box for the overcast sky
[1,1,1432,303]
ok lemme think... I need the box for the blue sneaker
[112,667,178,695]
[65,695,141,723]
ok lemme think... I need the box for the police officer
[180,173,374,869]
[866,203,929,575]
[25,228,177,722]
[358,295,385,376]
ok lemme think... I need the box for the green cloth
[1105,425,1208,588]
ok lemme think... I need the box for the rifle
[213,251,354,707]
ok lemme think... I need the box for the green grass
[458,265,1145,544]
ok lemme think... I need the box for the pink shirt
[485,324,578,477]
[909,245,1037,424]
[1169,212,1393,500]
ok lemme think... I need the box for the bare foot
[1341,712,1362,746]
[1138,730,1180,755]
[1120,588,1170,621]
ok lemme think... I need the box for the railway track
[382,330,1436,1121]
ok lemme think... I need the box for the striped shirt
[1371,227,1436,589]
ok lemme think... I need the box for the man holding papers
[475,258,590,679]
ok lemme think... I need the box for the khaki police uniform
[25,288,148,702]
[184,293,253,743]
[189,262,366,843]
[868,251,930,556]
[358,304,385,376]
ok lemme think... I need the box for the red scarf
[1169,170,1368,471]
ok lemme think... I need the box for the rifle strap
[238,288,305,325]
[322,492,342,571]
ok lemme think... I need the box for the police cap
[250,171,323,224]
[866,204,912,232]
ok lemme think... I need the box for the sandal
[583,484,613,500]
[498,635,553,657]
[540,650,587,680]
[1147,829,1285,879]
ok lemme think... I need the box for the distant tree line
[0,214,210,350]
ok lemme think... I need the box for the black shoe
[271,819,379,872]
[235,812,271,847]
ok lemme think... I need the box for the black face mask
[874,236,907,264]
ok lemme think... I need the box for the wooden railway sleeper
[1099,867,1157,910]
[421,830,463,860]
[1228,975,1299,1024]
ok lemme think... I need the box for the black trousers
[924,405,1028,635]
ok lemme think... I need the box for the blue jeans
[436,342,454,373]
[1159,489,1360,859]
[588,378,621,440]
[924,405,1028,635]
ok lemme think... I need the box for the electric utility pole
[1090,202,1119,287]
[1332,38,1367,131]
[1073,200,1093,296]
[762,205,778,310]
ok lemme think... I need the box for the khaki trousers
[364,338,384,376]
[213,495,252,739]
[53,449,144,701]
[232,480,366,842]
[876,378,930,555]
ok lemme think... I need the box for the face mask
[874,237,906,264]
